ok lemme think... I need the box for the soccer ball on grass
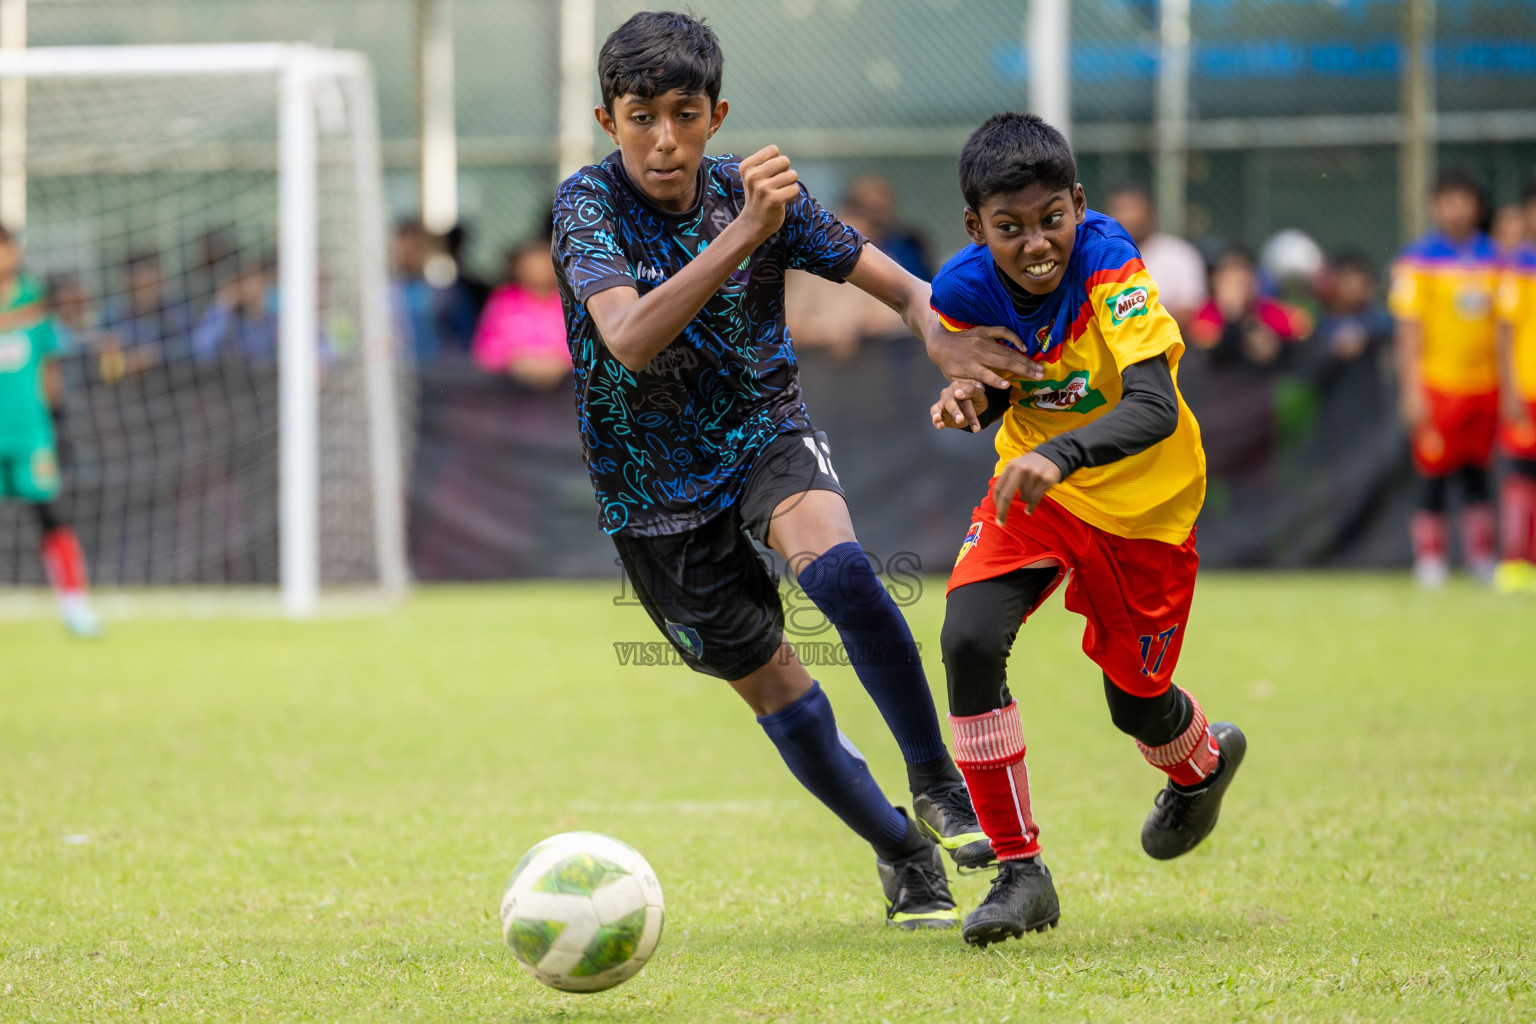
[499,831,665,992]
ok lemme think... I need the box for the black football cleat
[913,780,996,872]
[878,838,960,930]
[961,857,1060,947]
[1141,721,1247,861]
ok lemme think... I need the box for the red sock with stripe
[1461,504,1496,574]
[40,527,88,598]
[1500,474,1536,563]
[1410,510,1447,563]
[949,703,1040,861]
[1136,688,1220,788]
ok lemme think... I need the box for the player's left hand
[992,452,1062,525]
[931,378,989,432]
[926,323,1045,389]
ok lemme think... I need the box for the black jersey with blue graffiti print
[552,150,865,537]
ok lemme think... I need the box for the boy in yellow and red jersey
[1493,182,1536,594]
[925,114,1245,947]
[1389,169,1502,587]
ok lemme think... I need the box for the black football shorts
[610,429,844,680]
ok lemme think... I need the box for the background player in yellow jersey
[0,226,101,636]
[1493,182,1536,594]
[1389,170,1501,587]
[923,114,1245,947]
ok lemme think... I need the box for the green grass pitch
[2,574,1532,1022]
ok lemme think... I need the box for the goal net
[0,45,407,615]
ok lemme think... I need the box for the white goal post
[0,44,408,617]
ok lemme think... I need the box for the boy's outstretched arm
[44,359,65,408]
[1392,318,1426,429]
[843,244,1044,389]
[586,146,800,372]
[1497,319,1529,431]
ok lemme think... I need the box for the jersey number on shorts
[803,436,840,483]
[1138,625,1178,676]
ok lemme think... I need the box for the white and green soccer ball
[500,831,665,993]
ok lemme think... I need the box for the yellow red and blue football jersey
[1497,244,1536,402]
[930,210,1205,544]
[1388,231,1500,396]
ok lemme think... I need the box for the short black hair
[1214,246,1256,271]
[1329,249,1376,278]
[1433,166,1491,231]
[1433,166,1484,199]
[598,10,723,111]
[1521,178,1536,206]
[958,113,1076,212]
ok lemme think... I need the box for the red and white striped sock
[1136,688,1220,788]
[949,703,1040,861]
[1499,474,1536,563]
[1410,510,1447,563]
[1462,503,1497,575]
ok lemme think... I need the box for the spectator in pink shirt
[473,238,571,389]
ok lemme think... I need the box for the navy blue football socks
[757,681,912,855]
[796,541,947,766]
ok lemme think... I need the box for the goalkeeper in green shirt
[0,226,101,636]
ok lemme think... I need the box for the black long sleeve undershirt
[974,354,1180,479]
[979,264,1180,476]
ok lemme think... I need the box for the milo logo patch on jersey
[1454,284,1491,321]
[1022,371,1107,415]
[1109,286,1150,324]
[0,332,30,372]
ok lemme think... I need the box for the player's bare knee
[767,489,855,564]
[730,651,814,716]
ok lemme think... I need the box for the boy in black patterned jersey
[551,10,1045,929]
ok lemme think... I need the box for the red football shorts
[947,488,1198,699]
[1412,388,1498,475]
[1500,400,1536,460]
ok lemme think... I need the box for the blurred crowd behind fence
[4,0,1536,583]
[19,1,1536,270]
